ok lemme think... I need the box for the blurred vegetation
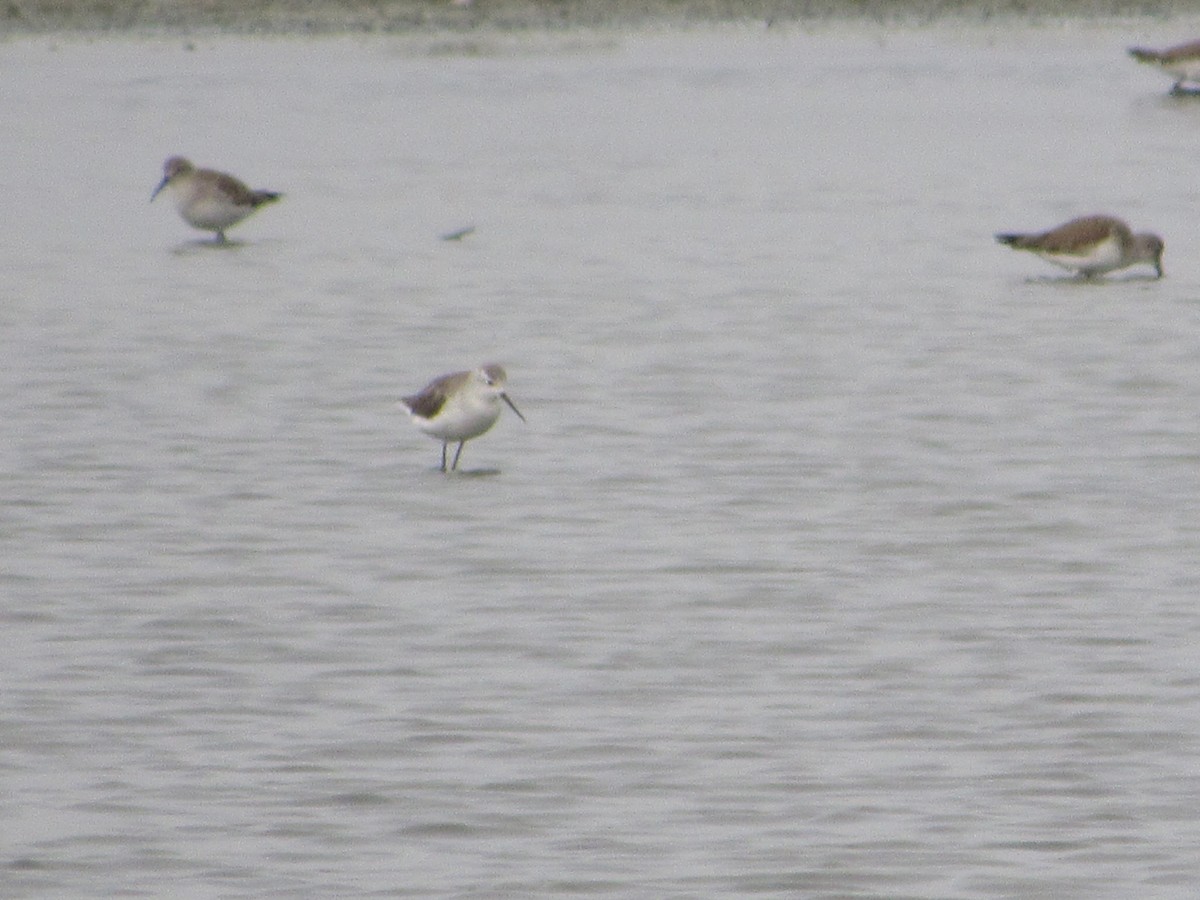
[0,0,1194,34]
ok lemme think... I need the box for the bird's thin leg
[451,441,465,471]
[440,442,448,472]
[215,230,228,244]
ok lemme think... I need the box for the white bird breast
[1035,235,1122,274]
[415,391,503,442]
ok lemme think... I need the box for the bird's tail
[1128,47,1163,64]
[995,233,1026,248]
[252,190,283,207]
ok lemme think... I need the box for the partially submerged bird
[1129,39,1200,94]
[151,156,282,243]
[400,364,526,472]
[995,215,1163,280]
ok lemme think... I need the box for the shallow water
[5,22,1200,898]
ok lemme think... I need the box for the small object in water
[1129,39,1200,94]
[440,225,476,242]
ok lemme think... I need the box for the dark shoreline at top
[3,0,1199,37]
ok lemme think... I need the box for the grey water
[4,22,1200,898]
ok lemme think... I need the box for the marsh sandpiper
[151,156,281,243]
[995,215,1163,279]
[400,364,526,472]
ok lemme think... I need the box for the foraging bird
[151,156,281,243]
[995,215,1163,279]
[1129,39,1200,94]
[401,364,525,472]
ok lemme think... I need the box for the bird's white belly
[1165,59,1200,84]
[179,195,249,230]
[414,395,501,442]
[1035,235,1122,274]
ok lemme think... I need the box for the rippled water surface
[5,21,1200,898]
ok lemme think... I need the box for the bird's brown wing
[1031,216,1125,254]
[207,170,267,208]
[403,371,469,419]
[1154,39,1200,62]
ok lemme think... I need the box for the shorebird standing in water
[401,364,526,472]
[995,215,1164,280]
[1129,40,1200,94]
[151,156,282,243]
